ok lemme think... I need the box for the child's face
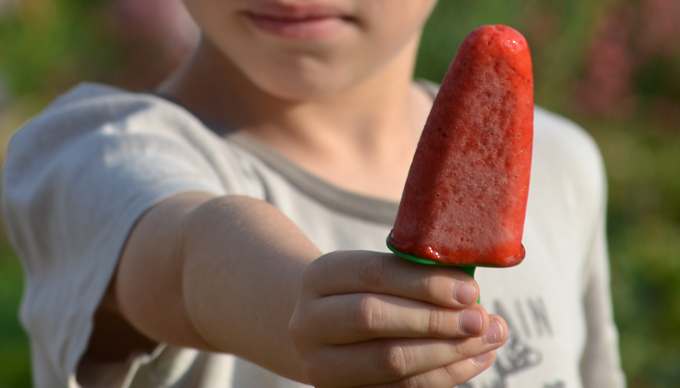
[182,0,438,100]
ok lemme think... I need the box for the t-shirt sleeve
[533,108,625,387]
[577,135,626,388]
[1,86,234,387]
[580,214,627,388]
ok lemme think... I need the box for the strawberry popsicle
[387,25,533,268]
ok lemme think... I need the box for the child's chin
[254,76,352,102]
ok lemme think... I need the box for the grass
[0,247,31,387]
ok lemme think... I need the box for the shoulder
[12,83,211,147]
[528,107,607,257]
[3,83,272,212]
[533,107,604,172]
[4,83,234,186]
[531,106,606,201]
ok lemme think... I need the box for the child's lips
[243,2,355,40]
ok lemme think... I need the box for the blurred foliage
[0,248,30,387]
[416,0,612,111]
[596,117,680,387]
[0,0,120,102]
[1,0,679,387]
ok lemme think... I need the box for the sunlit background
[1,0,679,387]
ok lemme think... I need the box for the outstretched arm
[94,192,507,387]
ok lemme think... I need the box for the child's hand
[289,250,507,388]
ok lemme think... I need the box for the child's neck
[158,40,432,202]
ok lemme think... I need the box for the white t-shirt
[2,83,626,388]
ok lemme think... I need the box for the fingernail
[482,320,504,344]
[454,282,477,306]
[460,309,483,336]
[472,351,493,365]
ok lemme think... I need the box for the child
[2,1,626,387]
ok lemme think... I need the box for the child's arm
[106,192,508,387]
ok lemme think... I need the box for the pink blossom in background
[573,5,636,116]
[636,0,680,58]
[573,0,680,120]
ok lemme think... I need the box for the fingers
[303,251,479,308]
[292,250,504,388]
[301,316,507,388]
[363,351,496,388]
[304,293,489,343]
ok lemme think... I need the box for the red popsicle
[387,25,533,268]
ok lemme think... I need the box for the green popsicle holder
[386,238,476,276]
[386,236,480,303]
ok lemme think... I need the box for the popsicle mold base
[386,238,482,304]
[386,238,477,277]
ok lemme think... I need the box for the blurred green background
[1,0,679,387]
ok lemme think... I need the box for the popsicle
[387,25,533,271]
